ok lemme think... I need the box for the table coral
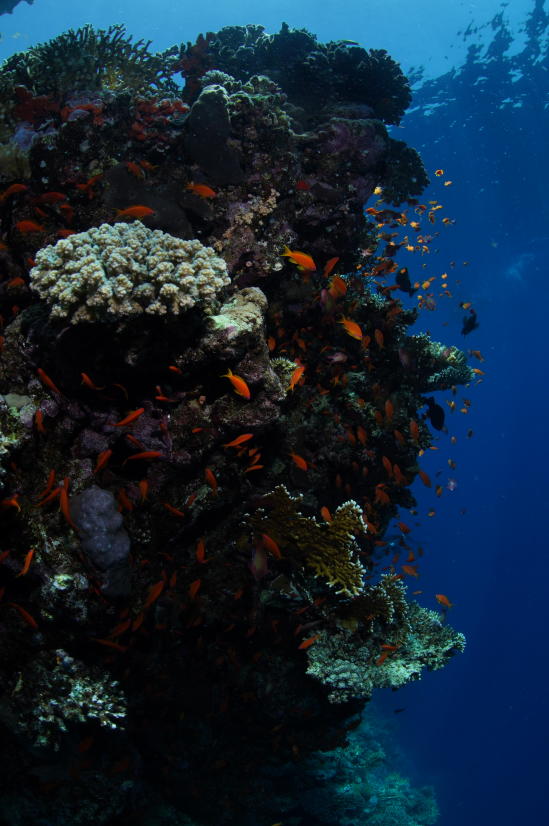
[30,221,230,324]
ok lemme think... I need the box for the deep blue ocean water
[1,1,547,824]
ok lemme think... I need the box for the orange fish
[125,450,163,462]
[93,638,127,653]
[125,161,145,179]
[320,506,332,522]
[15,220,44,234]
[0,494,20,511]
[409,419,420,441]
[288,365,305,391]
[435,593,453,608]
[188,578,201,599]
[81,372,105,391]
[382,456,393,476]
[375,651,390,666]
[115,205,155,220]
[37,367,62,396]
[59,478,76,529]
[1,183,28,200]
[8,601,38,629]
[267,336,276,352]
[36,191,67,203]
[418,470,431,487]
[374,329,384,348]
[434,169,444,176]
[397,521,411,535]
[402,564,419,577]
[222,368,251,400]
[138,479,149,501]
[117,488,134,512]
[356,426,367,445]
[36,469,56,500]
[109,618,132,638]
[204,467,218,493]
[282,246,316,272]
[16,548,35,577]
[323,256,340,278]
[289,452,308,471]
[375,485,390,505]
[6,277,26,288]
[384,399,394,421]
[339,317,363,340]
[298,633,320,650]
[328,274,347,298]
[196,537,208,563]
[261,533,282,559]
[186,182,217,198]
[163,502,186,518]
[114,408,145,427]
[223,433,254,448]
[93,449,113,474]
[144,579,165,609]
[34,409,46,433]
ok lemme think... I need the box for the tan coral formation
[30,221,230,324]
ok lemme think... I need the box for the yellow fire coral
[250,484,366,596]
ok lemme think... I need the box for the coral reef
[0,20,477,826]
[30,221,230,323]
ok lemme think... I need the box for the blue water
[2,1,547,823]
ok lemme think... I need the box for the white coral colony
[30,221,231,324]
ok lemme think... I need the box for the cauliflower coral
[30,221,230,324]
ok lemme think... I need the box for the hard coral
[0,24,178,99]
[30,221,230,324]
[306,599,465,703]
[184,22,411,124]
[250,484,366,596]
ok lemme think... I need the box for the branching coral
[30,221,230,324]
[0,24,179,99]
[250,484,366,595]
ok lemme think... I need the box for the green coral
[250,484,366,596]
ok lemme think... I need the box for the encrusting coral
[30,221,230,323]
